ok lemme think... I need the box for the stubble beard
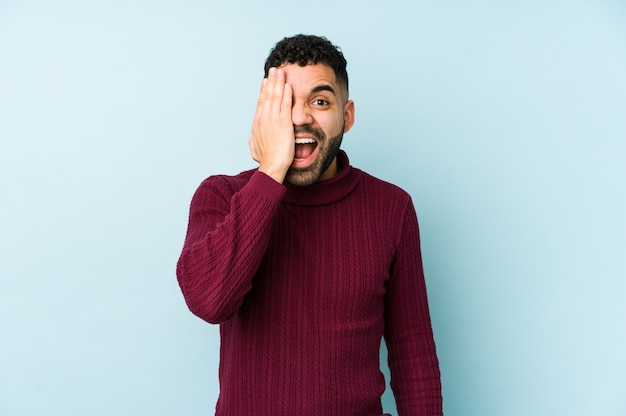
[285,126,344,187]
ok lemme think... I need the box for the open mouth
[293,137,318,164]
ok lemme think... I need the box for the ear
[343,100,355,133]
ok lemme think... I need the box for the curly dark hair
[264,34,349,95]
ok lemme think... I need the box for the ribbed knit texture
[177,151,442,416]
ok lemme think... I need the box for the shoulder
[354,168,413,206]
[197,169,255,193]
[350,168,419,250]
[191,169,256,206]
[350,167,417,231]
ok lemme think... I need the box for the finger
[269,68,285,115]
[264,67,277,101]
[258,67,278,120]
[253,77,268,127]
[281,83,292,119]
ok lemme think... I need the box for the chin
[285,168,322,187]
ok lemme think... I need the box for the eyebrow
[310,84,336,96]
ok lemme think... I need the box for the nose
[291,101,313,126]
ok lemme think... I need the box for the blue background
[1,1,625,415]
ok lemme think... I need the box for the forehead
[280,63,339,94]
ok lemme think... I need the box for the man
[177,34,442,415]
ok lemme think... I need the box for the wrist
[258,161,289,184]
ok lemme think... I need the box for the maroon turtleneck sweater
[177,151,442,416]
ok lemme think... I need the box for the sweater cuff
[248,170,287,202]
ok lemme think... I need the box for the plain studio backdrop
[1,1,625,415]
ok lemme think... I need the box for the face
[281,63,355,186]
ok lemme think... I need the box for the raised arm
[176,172,285,324]
[177,67,296,324]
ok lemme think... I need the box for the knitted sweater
[177,151,442,416]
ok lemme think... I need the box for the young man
[177,34,442,416]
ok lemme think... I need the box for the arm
[384,198,443,415]
[177,67,295,324]
[176,171,285,324]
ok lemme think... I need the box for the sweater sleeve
[176,171,286,324]
[384,198,443,415]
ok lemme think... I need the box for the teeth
[295,138,316,144]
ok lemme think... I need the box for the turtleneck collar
[283,150,361,206]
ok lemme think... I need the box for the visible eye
[312,99,329,106]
